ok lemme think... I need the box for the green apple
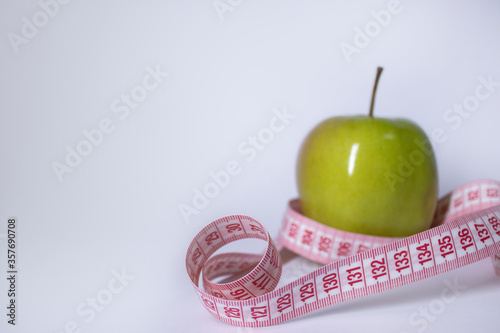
[296,67,438,237]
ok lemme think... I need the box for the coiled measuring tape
[185,179,500,327]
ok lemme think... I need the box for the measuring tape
[185,179,500,327]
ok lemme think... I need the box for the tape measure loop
[186,215,283,301]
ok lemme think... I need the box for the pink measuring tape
[185,179,500,327]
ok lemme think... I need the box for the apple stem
[369,67,384,118]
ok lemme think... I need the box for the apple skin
[297,116,438,237]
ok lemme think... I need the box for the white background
[1,0,499,332]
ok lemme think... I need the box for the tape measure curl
[186,179,500,327]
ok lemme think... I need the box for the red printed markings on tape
[186,180,500,327]
[281,199,398,265]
